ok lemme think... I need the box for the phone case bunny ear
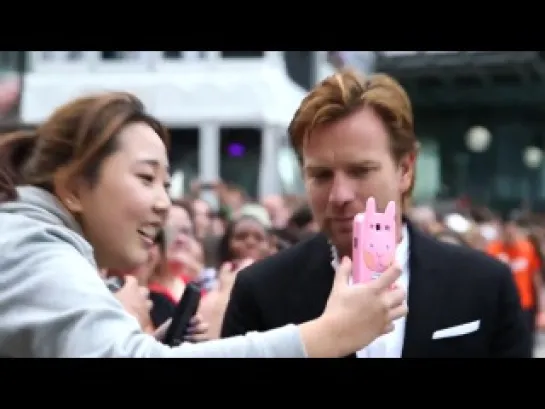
[365,196,376,216]
[385,201,396,219]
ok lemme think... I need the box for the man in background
[487,213,543,350]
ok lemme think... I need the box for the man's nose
[329,174,355,206]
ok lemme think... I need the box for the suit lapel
[299,228,449,358]
[401,222,446,357]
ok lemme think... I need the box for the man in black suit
[221,69,530,358]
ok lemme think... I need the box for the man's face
[302,106,415,256]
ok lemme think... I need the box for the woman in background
[199,215,271,339]
[217,215,270,266]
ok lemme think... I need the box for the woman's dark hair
[0,92,169,203]
[217,215,264,267]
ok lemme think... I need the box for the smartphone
[352,197,396,284]
[106,276,125,293]
[163,283,201,347]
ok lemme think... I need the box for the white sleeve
[0,241,307,358]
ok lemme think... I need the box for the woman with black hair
[217,215,270,267]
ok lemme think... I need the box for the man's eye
[314,173,331,180]
[351,168,370,177]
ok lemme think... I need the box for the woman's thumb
[334,256,352,287]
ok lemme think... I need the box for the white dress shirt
[331,225,410,358]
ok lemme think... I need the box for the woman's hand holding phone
[300,257,407,358]
[114,276,154,334]
[154,314,210,342]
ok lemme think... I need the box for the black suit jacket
[221,222,531,358]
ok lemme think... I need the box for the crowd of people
[409,203,545,349]
[0,67,536,357]
[114,179,545,352]
[103,181,320,340]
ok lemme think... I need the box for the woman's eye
[138,174,154,184]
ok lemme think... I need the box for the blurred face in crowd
[465,227,487,251]
[303,107,414,256]
[229,217,269,261]
[165,205,201,268]
[168,205,194,238]
[67,123,170,269]
[409,205,439,234]
[262,194,289,228]
[192,199,211,239]
[224,187,246,212]
[502,221,520,244]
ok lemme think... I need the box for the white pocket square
[432,320,480,340]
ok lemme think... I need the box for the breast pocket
[430,320,485,358]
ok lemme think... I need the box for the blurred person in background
[218,214,270,267]
[147,200,206,321]
[143,230,186,328]
[286,203,319,240]
[470,206,501,245]
[209,207,229,237]
[222,69,529,358]
[433,229,468,247]
[199,258,255,339]
[487,213,543,350]
[191,197,212,241]
[262,194,290,228]
[408,205,442,235]
[165,199,204,283]
[220,182,247,216]
[267,229,293,256]
[464,225,487,252]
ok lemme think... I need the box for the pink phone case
[352,197,396,284]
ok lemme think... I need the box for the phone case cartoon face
[352,197,396,284]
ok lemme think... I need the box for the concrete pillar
[258,125,279,199]
[199,122,220,209]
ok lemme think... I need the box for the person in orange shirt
[487,215,542,350]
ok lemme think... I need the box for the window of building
[169,128,200,195]
[163,51,182,59]
[35,51,83,62]
[162,51,207,59]
[101,51,143,60]
[66,51,83,61]
[220,127,262,199]
[220,51,264,59]
[0,52,23,72]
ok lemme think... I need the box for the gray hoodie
[0,186,307,358]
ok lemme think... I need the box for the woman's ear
[53,169,84,214]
